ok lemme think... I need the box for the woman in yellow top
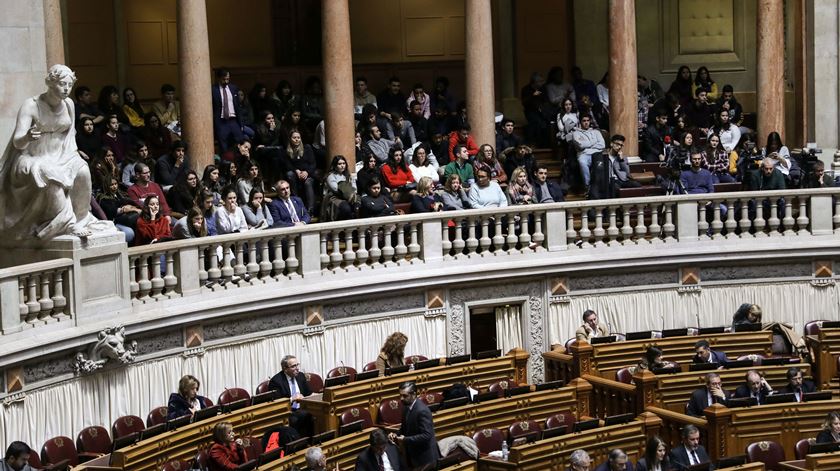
[692,66,719,101]
[122,88,145,130]
[375,332,408,375]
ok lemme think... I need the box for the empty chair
[794,439,812,460]
[112,415,145,440]
[161,460,190,471]
[76,426,112,456]
[804,320,827,336]
[488,380,517,398]
[419,391,443,407]
[41,436,80,467]
[147,406,168,427]
[339,407,374,429]
[304,372,324,393]
[508,420,540,442]
[615,367,633,384]
[546,411,576,430]
[255,380,270,395]
[746,440,786,471]
[378,398,404,426]
[240,436,263,461]
[404,355,428,365]
[737,354,766,366]
[362,361,378,372]
[327,366,357,382]
[218,387,251,405]
[472,428,505,455]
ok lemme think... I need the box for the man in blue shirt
[680,153,715,194]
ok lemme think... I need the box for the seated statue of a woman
[0,64,107,240]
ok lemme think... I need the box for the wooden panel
[445,16,465,56]
[261,427,373,471]
[126,22,165,65]
[207,0,274,67]
[515,0,574,91]
[66,0,117,92]
[660,0,748,71]
[440,462,478,471]
[678,0,735,54]
[165,21,177,65]
[405,18,446,57]
[806,328,840,390]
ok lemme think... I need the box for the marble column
[176,0,214,171]
[321,0,356,170]
[607,0,638,156]
[757,0,785,146]
[465,0,496,148]
[43,0,64,66]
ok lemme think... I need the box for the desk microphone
[695,312,701,331]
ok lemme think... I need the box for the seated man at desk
[269,354,314,437]
[691,340,728,365]
[778,366,816,402]
[568,449,593,471]
[594,448,634,471]
[575,309,609,342]
[354,429,404,471]
[686,373,730,417]
[668,425,715,470]
[732,370,775,405]
[2,442,36,471]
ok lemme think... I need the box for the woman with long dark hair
[321,155,356,221]
[75,117,101,161]
[272,79,298,120]
[235,160,264,205]
[693,66,719,100]
[668,65,693,107]
[140,112,172,158]
[380,147,416,202]
[636,436,670,471]
[167,170,202,219]
[173,206,209,240]
[282,130,317,213]
[703,133,735,183]
[242,188,273,229]
[762,131,793,178]
[136,195,171,245]
[98,85,128,126]
[122,87,146,130]
[97,176,141,244]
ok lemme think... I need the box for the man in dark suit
[532,165,565,203]
[692,340,729,365]
[778,367,817,402]
[388,381,438,470]
[668,424,715,470]
[686,373,729,417]
[594,448,634,471]
[733,370,775,405]
[355,429,403,471]
[268,179,311,227]
[211,67,243,152]
[268,354,314,437]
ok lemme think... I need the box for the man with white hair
[304,446,338,471]
[569,449,592,471]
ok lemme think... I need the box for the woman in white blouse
[409,143,440,185]
[215,187,249,234]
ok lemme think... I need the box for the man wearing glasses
[269,354,314,437]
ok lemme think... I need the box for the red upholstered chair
[746,440,786,471]
[27,452,42,469]
[200,397,214,408]
[218,387,251,405]
[339,407,374,428]
[737,354,766,365]
[146,406,168,427]
[41,436,80,467]
[305,372,324,393]
[404,355,428,365]
[327,366,357,382]
[193,450,210,471]
[508,420,541,442]
[76,426,112,456]
[112,415,145,439]
[241,436,263,461]
[362,361,378,372]
[255,380,271,395]
[378,398,405,426]
[488,380,517,398]
[615,367,633,384]
[545,411,576,430]
[472,428,505,455]
[161,460,190,471]
[419,391,443,406]
[804,320,826,336]
[794,439,813,460]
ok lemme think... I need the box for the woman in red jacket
[135,195,172,245]
[379,147,415,203]
[208,422,246,471]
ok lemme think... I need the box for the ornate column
[176,0,214,171]
[607,0,638,156]
[465,0,496,148]
[321,0,356,169]
[43,0,65,66]
[757,0,785,146]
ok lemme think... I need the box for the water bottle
[501,440,509,461]
[409,363,415,371]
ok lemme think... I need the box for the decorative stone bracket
[73,325,138,374]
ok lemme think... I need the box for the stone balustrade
[2,187,840,337]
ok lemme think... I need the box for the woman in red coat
[379,147,415,203]
[135,195,171,245]
[208,422,246,471]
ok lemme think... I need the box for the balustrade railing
[3,188,840,332]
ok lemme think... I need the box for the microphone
[663,135,672,159]
[660,314,666,333]
[695,313,701,331]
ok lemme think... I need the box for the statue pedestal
[2,231,132,327]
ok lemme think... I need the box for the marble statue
[0,64,111,241]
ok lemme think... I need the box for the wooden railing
[806,327,840,390]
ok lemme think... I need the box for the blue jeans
[578,153,593,187]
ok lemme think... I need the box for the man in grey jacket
[365,125,396,164]
[2,442,35,471]
[572,115,605,189]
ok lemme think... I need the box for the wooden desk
[781,459,809,470]
[543,331,775,383]
[110,400,290,471]
[806,328,840,390]
[477,414,661,471]
[440,461,478,471]
[583,363,812,417]
[301,351,529,432]
[718,464,764,471]
[781,452,840,471]
[258,427,373,470]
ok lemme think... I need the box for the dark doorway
[469,306,499,354]
[271,0,323,66]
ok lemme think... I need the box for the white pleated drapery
[547,281,840,346]
[495,304,523,353]
[0,313,446,451]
